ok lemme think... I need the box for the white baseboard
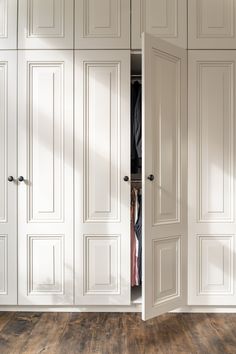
[0,304,142,312]
[172,306,236,313]
[1,305,236,313]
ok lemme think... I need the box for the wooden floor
[0,312,236,354]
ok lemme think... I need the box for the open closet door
[142,34,187,320]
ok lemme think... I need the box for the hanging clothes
[134,190,142,285]
[131,188,138,287]
[131,186,142,287]
[131,81,142,174]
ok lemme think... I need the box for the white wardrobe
[0,0,235,321]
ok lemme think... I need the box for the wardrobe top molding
[1,0,236,50]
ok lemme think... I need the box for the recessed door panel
[84,235,120,295]
[28,0,64,37]
[18,51,73,305]
[188,0,236,49]
[0,0,17,49]
[84,0,120,37]
[198,236,233,296]
[0,62,7,223]
[28,235,64,294]
[198,63,233,222]
[75,0,130,49]
[18,0,73,49]
[153,237,180,305]
[28,64,64,222]
[84,63,120,223]
[152,50,180,225]
[131,0,187,49]
[0,236,7,294]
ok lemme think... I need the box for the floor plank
[0,312,236,353]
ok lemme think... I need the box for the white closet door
[0,0,17,49]
[142,34,187,320]
[0,51,17,305]
[18,0,73,49]
[75,0,130,49]
[131,0,187,49]
[188,51,236,305]
[188,0,236,49]
[75,50,130,305]
[18,50,73,305]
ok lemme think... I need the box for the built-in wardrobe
[0,0,236,321]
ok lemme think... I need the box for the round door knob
[123,176,129,182]
[18,176,24,182]
[147,174,154,181]
[8,176,14,182]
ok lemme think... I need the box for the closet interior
[131,53,142,304]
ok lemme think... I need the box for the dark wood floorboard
[0,312,235,354]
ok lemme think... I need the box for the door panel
[188,51,236,305]
[132,0,187,49]
[28,64,64,222]
[142,34,187,320]
[75,0,130,49]
[84,63,120,222]
[28,235,64,294]
[75,50,130,305]
[188,0,236,49]
[18,0,74,49]
[0,51,17,304]
[18,51,73,305]
[84,235,120,295]
[198,236,233,296]
[0,0,17,49]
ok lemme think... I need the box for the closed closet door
[188,51,236,306]
[0,51,17,305]
[75,50,130,305]
[0,0,17,49]
[18,0,74,49]
[188,0,236,49]
[142,34,187,320]
[75,0,130,49]
[18,50,74,305]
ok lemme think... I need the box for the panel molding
[0,235,7,294]
[83,0,121,38]
[197,235,234,296]
[196,0,234,39]
[0,62,7,223]
[75,0,130,49]
[188,0,236,49]
[152,236,181,306]
[141,0,178,38]
[27,0,65,38]
[131,0,187,49]
[152,49,181,226]
[27,62,64,223]
[83,61,121,223]
[0,0,7,39]
[83,235,121,295]
[197,61,234,222]
[28,235,64,295]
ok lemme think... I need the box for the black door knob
[123,176,129,182]
[18,176,24,182]
[8,176,14,182]
[147,174,154,181]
